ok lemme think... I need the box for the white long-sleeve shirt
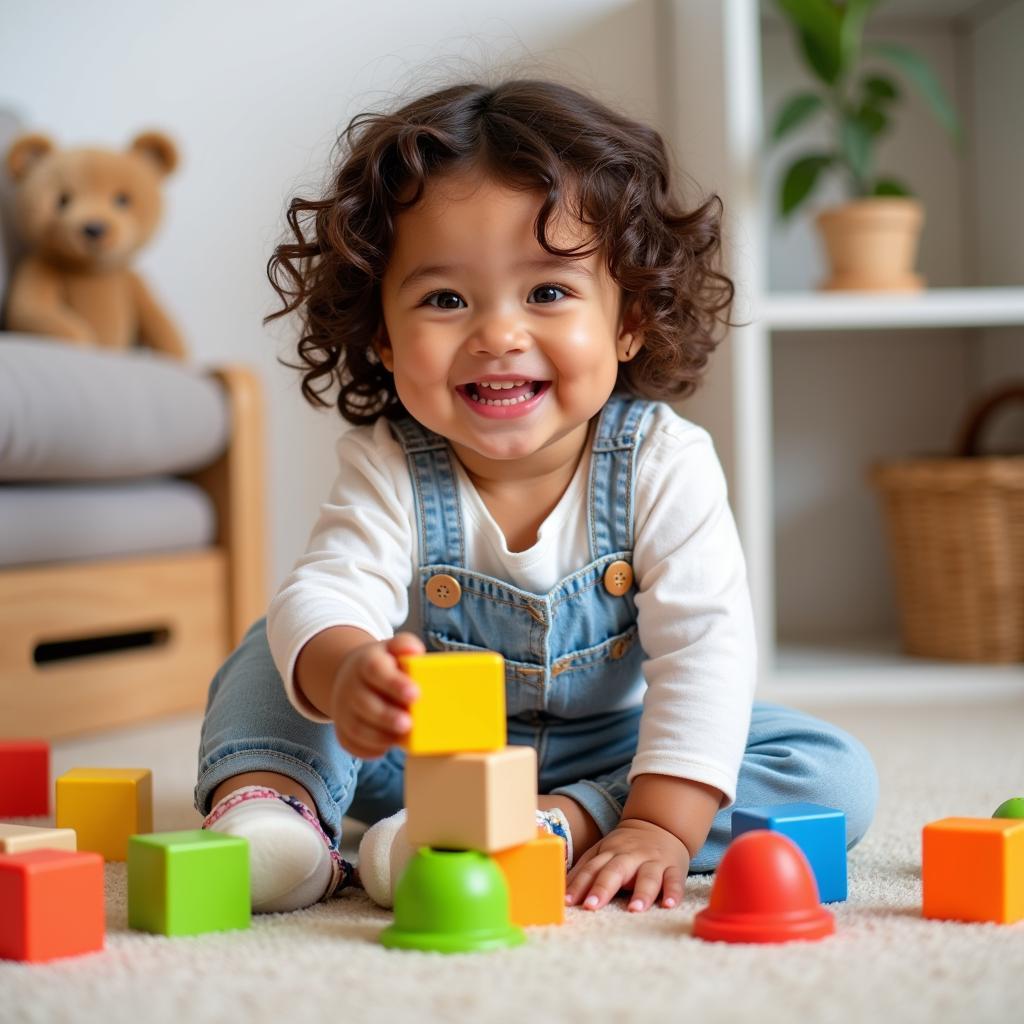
[267,403,757,804]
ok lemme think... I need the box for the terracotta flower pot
[815,197,925,292]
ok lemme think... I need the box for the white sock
[203,785,338,914]
[357,808,413,910]
[356,806,573,909]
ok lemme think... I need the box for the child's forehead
[392,169,590,255]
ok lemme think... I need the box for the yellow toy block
[56,768,153,861]
[399,651,506,754]
[0,823,77,855]
[405,746,537,852]
[923,817,1024,924]
[494,828,566,927]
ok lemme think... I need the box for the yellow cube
[56,768,153,861]
[399,652,506,754]
[0,823,77,854]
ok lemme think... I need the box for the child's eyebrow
[398,257,593,292]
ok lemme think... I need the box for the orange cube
[0,849,105,962]
[493,828,566,927]
[922,817,1024,924]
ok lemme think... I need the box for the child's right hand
[328,632,424,760]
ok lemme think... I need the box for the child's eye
[528,283,568,304]
[423,291,466,310]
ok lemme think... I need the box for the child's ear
[617,301,644,363]
[373,327,394,372]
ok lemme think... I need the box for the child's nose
[468,312,529,356]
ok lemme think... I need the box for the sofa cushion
[0,337,229,480]
[0,478,216,567]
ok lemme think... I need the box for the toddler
[195,78,877,915]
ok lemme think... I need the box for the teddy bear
[3,130,186,358]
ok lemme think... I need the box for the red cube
[0,740,50,817]
[0,849,105,962]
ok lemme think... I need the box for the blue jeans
[195,619,878,871]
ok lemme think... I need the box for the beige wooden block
[0,823,77,854]
[405,746,537,853]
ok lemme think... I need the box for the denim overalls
[196,398,878,872]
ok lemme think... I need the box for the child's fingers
[579,858,630,911]
[627,861,665,912]
[338,715,401,760]
[565,849,613,907]
[386,631,426,656]
[659,865,686,909]
[350,684,412,735]
[362,648,420,705]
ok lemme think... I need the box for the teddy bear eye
[56,192,71,210]
[113,192,132,208]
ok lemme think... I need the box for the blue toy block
[730,802,847,903]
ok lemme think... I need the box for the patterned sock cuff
[536,807,574,870]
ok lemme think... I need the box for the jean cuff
[547,779,623,837]
[194,743,351,846]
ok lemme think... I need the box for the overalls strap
[588,397,655,560]
[387,415,466,568]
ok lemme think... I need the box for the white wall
[0,0,666,592]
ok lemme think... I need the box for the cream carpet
[4,697,1024,1024]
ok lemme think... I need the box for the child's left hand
[565,818,690,913]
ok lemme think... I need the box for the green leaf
[780,154,834,218]
[856,103,889,137]
[838,0,880,78]
[774,0,843,84]
[863,74,899,102]
[873,177,913,196]
[772,92,826,141]
[840,115,873,188]
[866,41,963,146]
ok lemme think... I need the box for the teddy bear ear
[6,133,55,182]
[129,131,179,177]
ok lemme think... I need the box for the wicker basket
[870,384,1024,662]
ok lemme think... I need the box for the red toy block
[0,848,105,962]
[0,740,50,817]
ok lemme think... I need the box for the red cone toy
[693,830,835,944]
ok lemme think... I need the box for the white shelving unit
[660,0,1024,700]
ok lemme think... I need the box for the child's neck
[450,420,593,553]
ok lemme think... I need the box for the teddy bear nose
[82,222,107,240]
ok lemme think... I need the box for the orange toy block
[405,745,537,853]
[922,817,1024,924]
[494,828,566,926]
[0,823,77,854]
[0,849,105,962]
[56,768,153,861]
[399,651,506,755]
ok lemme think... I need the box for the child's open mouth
[455,379,551,419]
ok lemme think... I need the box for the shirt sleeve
[266,421,415,722]
[628,413,757,805]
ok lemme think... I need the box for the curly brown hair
[266,79,735,425]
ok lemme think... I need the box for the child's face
[378,170,640,472]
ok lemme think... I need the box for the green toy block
[127,830,250,936]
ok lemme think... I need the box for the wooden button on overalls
[603,560,633,596]
[425,573,461,608]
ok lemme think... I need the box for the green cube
[128,830,250,936]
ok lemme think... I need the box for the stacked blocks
[384,651,564,947]
[731,803,847,903]
[922,817,1024,924]
[128,830,250,936]
[56,767,153,860]
[0,849,104,962]
[0,740,50,817]
[0,823,77,854]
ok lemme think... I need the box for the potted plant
[770,0,962,291]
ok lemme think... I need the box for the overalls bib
[388,395,652,724]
